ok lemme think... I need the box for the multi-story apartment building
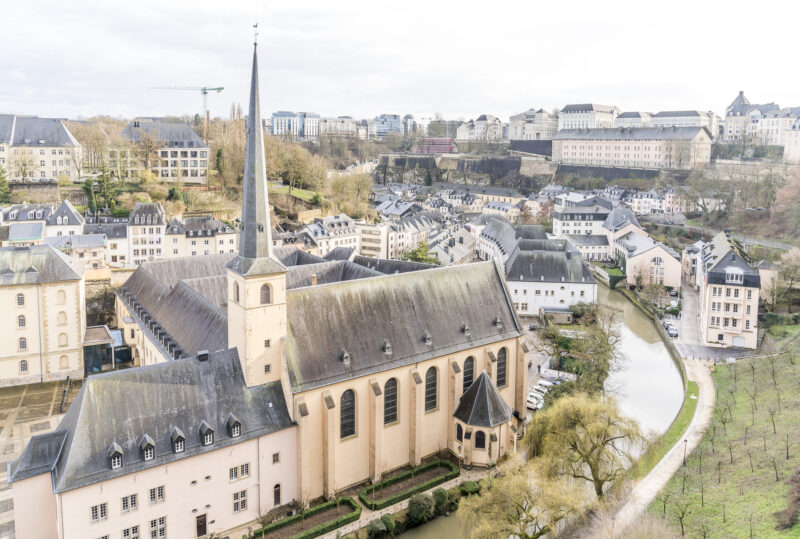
[552,127,712,170]
[614,112,652,128]
[723,91,781,142]
[508,109,559,140]
[127,204,166,266]
[300,214,360,256]
[751,108,800,147]
[456,115,503,141]
[558,104,619,130]
[318,116,358,137]
[112,119,209,183]
[552,201,612,237]
[402,114,417,136]
[694,231,760,349]
[614,231,681,289]
[0,244,85,386]
[785,118,800,163]
[44,234,108,271]
[368,114,402,139]
[165,216,238,258]
[270,111,320,140]
[0,115,83,182]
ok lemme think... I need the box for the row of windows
[340,350,508,438]
[455,424,487,449]
[18,333,70,350]
[232,283,272,305]
[711,286,752,300]
[16,312,69,327]
[15,290,68,306]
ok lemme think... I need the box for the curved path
[612,360,716,531]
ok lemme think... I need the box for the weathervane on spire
[253,23,259,46]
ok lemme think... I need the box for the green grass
[648,351,800,537]
[268,184,318,203]
[633,381,698,479]
[768,324,800,339]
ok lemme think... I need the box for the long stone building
[9,42,528,539]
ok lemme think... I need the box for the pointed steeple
[227,41,286,276]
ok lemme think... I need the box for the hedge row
[248,497,361,539]
[359,460,459,510]
[761,312,800,327]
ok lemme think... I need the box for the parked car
[667,326,679,338]
[664,220,673,225]
[662,320,673,330]
[526,393,543,410]
[531,387,547,397]
[669,289,679,297]
[537,379,555,388]
[529,323,539,331]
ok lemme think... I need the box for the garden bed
[251,497,360,539]
[359,460,459,510]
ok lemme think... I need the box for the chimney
[311,274,318,286]
[198,350,209,361]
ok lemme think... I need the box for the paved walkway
[612,359,716,532]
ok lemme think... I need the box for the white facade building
[558,104,619,130]
[456,115,503,141]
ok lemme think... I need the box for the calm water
[404,285,684,538]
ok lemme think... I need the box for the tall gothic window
[497,348,507,387]
[424,367,437,411]
[233,282,240,303]
[340,390,356,438]
[384,378,398,425]
[463,356,475,393]
[475,430,486,449]
[456,424,463,442]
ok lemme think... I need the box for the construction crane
[148,86,224,119]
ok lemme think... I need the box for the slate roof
[615,231,679,260]
[602,207,641,232]
[515,225,547,240]
[183,216,234,236]
[120,119,207,148]
[518,238,567,251]
[165,218,185,235]
[652,110,703,117]
[702,232,760,287]
[506,250,595,284]
[553,127,710,141]
[9,222,43,242]
[83,222,127,239]
[7,430,67,483]
[286,260,381,289]
[560,104,617,113]
[322,247,356,261]
[453,371,512,428]
[0,115,80,147]
[21,349,293,493]
[129,203,166,226]
[46,200,85,226]
[0,244,82,286]
[273,246,327,266]
[566,234,609,247]
[481,217,519,259]
[1,203,53,222]
[284,261,521,392]
[351,255,436,274]
[617,112,650,119]
[44,234,106,250]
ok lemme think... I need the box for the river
[403,285,684,538]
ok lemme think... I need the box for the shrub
[380,513,396,535]
[251,497,361,538]
[367,518,387,538]
[459,480,481,497]
[407,494,435,526]
[447,488,461,511]
[358,460,459,510]
[432,487,449,515]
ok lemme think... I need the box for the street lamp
[683,439,688,467]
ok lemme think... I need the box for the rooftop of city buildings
[0,115,80,147]
[119,118,207,148]
[553,126,711,141]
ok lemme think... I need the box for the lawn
[768,324,800,339]
[648,351,800,537]
[268,184,318,203]
[633,381,697,479]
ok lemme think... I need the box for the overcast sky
[2,0,798,123]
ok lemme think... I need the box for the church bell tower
[226,37,288,388]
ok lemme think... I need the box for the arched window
[273,484,281,506]
[18,337,26,351]
[424,367,437,411]
[651,256,663,266]
[57,312,67,326]
[58,333,68,347]
[16,293,24,306]
[260,284,271,305]
[340,389,356,438]
[475,430,486,449]
[56,290,66,305]
[496,348,507,387]
[19,360,28,373]
[463,356,475,393]
[17,315,25,328]
[233,282,240,303]
[59,355,69,369]
[384,378,398,425]
[456,424,463,442]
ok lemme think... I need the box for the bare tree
[673,501,691,537]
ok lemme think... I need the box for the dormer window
[140,434,155,461]
[170,426,185,454]
[227,413,241,438]
[108,442,123,470]
[199,421,214,446]
[725,267,744,284]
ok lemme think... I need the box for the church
[8,41,528,539]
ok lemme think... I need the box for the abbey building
[8,42,528,539]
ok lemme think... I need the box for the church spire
[228,38,285,276]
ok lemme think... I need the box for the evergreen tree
[0,165,10,203]
[403,240,440,265]
[83,178,97,214]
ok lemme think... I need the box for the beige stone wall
[625,247,681,289]
[36,428,297,539]
[0,280,85,386]
[699,278,760,349]
[293,336,525,501]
